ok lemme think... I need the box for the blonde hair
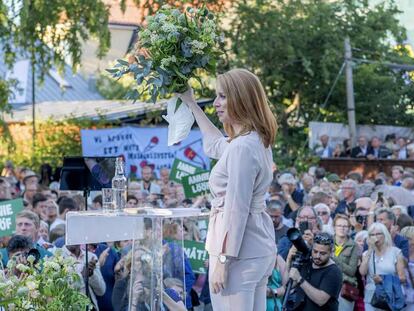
[368,222,393,250]
[401,226,414,240]
[217,68,278,147]
[16,210,40,228]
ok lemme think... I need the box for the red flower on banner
[140,160,148,168]
[143,136,159,153]
[151,136,159,144]
[130,165,138,173]
[184,147,197,160]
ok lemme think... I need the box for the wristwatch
[298,277,305,286]
[218,253,228,264]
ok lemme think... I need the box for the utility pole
[32,61,36,154]
[345,37,357,147]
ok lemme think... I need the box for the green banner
[0,199,24,238]
[183,240,208,274]
[169,158,204,183]
[181,171,210,199]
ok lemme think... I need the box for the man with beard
[288,232,342,311]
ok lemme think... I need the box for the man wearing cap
[326,174,341,192]
[278,173,304,221]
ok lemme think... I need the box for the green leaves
[227,0,414,169]
[108,5,223,104]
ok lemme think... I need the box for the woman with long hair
[179,68,278,310]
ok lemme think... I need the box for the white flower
[26,255,36,265]
[161,23,177,33]
[150,34,160,44]
[26,281,37,290]
[21,299,34,310]
[16,286,29,296]
[171,9,180,17]
[44,261,60,271]
[30,290,40,299]
[16,264,30,272]
[155,13,167,23]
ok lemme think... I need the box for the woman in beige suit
[179,68,278,311]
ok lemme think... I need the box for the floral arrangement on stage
[107,4,223,109]
[0,250,92,310]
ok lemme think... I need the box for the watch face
[219,254,226,263]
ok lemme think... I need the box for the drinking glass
[102,188,114,212]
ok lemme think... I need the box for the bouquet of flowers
[108,5,223,145]
[0,250,92,310]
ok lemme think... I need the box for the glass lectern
[66,208,207,311]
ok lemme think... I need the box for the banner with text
[183,240,208,274]
[169,159,206,184]
[81,127,210,178]
[182,171,210,198]
[0,199,24,238]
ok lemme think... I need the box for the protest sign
[169,159,205,183]
[0,199,24,238]
[183,240,208,274]
[81,127,210,178]
[181,170,210,198]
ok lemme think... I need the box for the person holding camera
[287,232,343,311]
[278,206,320,260]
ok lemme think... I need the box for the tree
[0,0,111,103]
[226,0,414,166]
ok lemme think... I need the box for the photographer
[278,206,320,260]
[4,235,33,275]
[288,233,343,311]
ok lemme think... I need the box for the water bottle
[112,157,127,210]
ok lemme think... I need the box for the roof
[0,51,104,105]
[4,98,213,123]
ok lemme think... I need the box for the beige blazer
[204,131,276,259]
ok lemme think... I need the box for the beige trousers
[209,255,275,311]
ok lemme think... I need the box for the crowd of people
[314,134,414,160]
[2,157,414,310]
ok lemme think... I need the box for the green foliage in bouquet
[0,250,92,310]
[107,5,223,109]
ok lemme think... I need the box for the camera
[282,228,311,311]
[287,228,311,266]
[19,248,41,265]
[356,215,367,225]
[298,221,310,234]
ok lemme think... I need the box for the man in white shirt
[62,244,106,310]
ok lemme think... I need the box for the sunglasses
[314,234,333,246]
[317,211,329,216]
